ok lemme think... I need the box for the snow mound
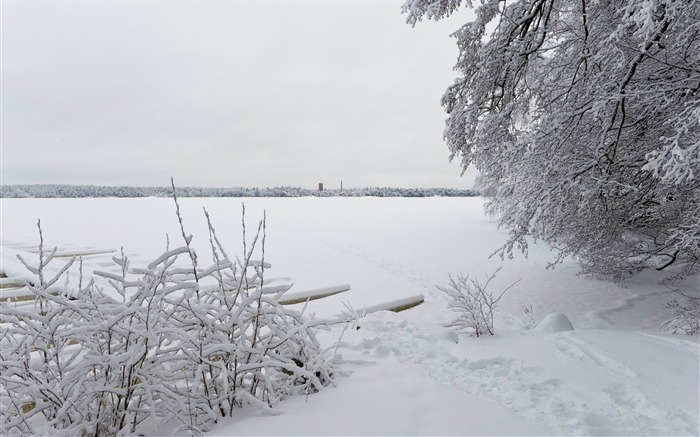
[535,312,574,333]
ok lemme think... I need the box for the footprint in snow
[554,334,638,378]
[345,313,577,433]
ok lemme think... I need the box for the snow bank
[534,312,575,333]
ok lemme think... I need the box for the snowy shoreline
[1,197,698,435]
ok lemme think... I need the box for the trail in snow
[341,311,699,436]
[312,238,438,294]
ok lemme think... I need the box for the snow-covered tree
[404,0,700,280]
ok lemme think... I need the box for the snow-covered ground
[1,197,698,435]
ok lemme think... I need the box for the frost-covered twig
[660,289,700,335]
[439,267,520,337]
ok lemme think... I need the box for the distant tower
[318,182,324,192]
[341,180,343,192]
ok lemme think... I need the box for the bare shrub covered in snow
[439,267,519,337]
[0,194,341,435]
[661,291,700,336]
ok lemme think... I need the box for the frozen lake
[1,196,695,329]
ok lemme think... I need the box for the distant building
[318,182,324,192]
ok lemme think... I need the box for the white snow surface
[535,312,575,333]
[1,197,698,436]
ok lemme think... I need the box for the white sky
[2,1,477,189]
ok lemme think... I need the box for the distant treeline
[1,185,479,198]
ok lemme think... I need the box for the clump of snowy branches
[660,291,700,336]
[403,0,700,282]
[438,267,519,337]
[0,190,341,436]
[523,304,536,330]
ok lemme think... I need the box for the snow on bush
[438,267,519,337]
[522,304,536,330]
[0,191,341,436]
[660,291,700,336]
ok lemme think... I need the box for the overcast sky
[2,1,477,189]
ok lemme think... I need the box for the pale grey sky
[2,1,477,189]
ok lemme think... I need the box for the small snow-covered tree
[661,290,700,335]
[403,0,700,281]
[439,267,519,337]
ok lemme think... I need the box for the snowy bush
[0,191,341,435]
[523,304,536,330]
[660,292,700,336]
[438,267,519,337]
